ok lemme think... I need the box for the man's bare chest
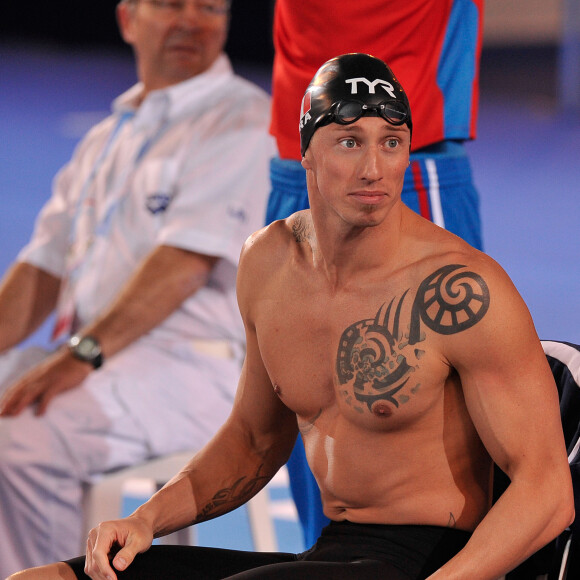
[254,263,490,426]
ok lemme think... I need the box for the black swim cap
[299,53,412,156]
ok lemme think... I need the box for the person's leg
[61,551,408,580]
[8,522,469,580]
[64,546,297,580]
[0,341,240,577]
[7,562,77,580]
[0,373,151,577]
[222,520,471,580]
[242,522,471,580]
[225,559,411,580]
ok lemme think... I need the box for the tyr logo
[345,77,397,98]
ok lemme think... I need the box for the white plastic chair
[82,451,278,553]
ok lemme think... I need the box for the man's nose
[359,146,382,182]
[178,1,211,25]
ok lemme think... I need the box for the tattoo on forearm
[447,512,457,528]
[336,265,490,416]
[194,465,269,522]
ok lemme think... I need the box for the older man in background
[0,0,275,575]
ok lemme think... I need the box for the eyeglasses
[319,100,410,128]
[135,0,230,16]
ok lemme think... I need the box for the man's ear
[301,154,312,170]
[116,3,135,45]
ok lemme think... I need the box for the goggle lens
[332,100,409,126]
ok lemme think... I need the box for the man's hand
[84,516,154,580]
[0,348,91,416]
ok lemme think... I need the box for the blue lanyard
[69,110,135,247]
[94,115,170,236]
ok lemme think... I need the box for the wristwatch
[68,335,103,369]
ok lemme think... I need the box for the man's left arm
[428,258,574,580]
[0,245,216,416]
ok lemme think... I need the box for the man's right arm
[86,357,297,579]
[84,230,299,580]
[0,262,60,354]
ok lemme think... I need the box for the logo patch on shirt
[227,203,247,223]
[146,192,173,214]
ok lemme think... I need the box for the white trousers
[0,340,241,577]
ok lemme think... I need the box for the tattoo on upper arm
[194,465,270,522]
[409,264,489,336]
[336,265,490,415]
[448,512,457,528]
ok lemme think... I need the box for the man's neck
[309,206,406,289]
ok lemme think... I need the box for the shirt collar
[112,54,234,130]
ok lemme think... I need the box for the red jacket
[271,0,484,159]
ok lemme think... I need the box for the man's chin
[164,50,210,77]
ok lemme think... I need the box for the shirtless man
[9,53,573,580]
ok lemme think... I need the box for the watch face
[77,337,100,359]
[70,335,101,361]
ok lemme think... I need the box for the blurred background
[2,1,578,345]
[1,0,579,551]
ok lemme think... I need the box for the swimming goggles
[319,99,410,128]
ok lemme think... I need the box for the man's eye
[386,139,399,149]
[340,138,357,149]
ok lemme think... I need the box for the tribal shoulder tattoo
[336,264,490,415]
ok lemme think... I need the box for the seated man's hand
[85,516,154,580]
[0,348,91,417]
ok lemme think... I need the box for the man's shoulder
[194,75,272,139]
[237,216,306,316]
[409,241,505,302]
[397,215,512,317]
[168,63,271,132]
[243,212,308,254]
[240,212,311,271]
[403,235,524,358]
[213,70,271,116]
[65,112,123,164]
[402,210,493,273]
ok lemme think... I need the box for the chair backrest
[543,340,580,524]
[498,340,580,579]
[543,341,580,580]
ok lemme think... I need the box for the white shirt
[19,54,276,348]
